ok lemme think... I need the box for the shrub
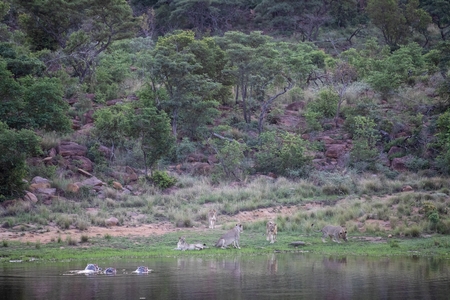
[307,89,339,118]
[405,225,421,237]
[66,236,77,246]
[150,170,177,189]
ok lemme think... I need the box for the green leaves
[255,131,311,177]
[0,122,41,199]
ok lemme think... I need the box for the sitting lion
[266,221,277,244]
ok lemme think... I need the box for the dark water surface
[1,253,450,300]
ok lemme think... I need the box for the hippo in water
[132,266,151,274]
[103,267,117,275]
[77,264,102,274]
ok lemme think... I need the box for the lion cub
[266,221,277,243]
[208,209,217,229]
[215,224,243,249]
[177,236,208,251]
[313,224,348,243]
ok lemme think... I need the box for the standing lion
[266,221,277,243]
[208,209,217,229]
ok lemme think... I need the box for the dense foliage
[1,0,450,199]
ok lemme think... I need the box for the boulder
[110,166,138,184]
[57,142,87,157]
[402,185,413,192]
[31,176,50,184]
[325,144,347,159]
[79,176,105,187]
[191,162,212,175]
[388,146,404,158]
[23,192,38,203]
[285,101,305,111]
[391,157,408,172]
[112,181,123,190]
[105,217,119,227]
[98,145,113,159]
[34,188,57,199]
[68,156,93,172]
[29,182,51,191]
[66,183,80,193]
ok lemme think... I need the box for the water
[1,253,450,300]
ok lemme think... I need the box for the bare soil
[0,205,312,244]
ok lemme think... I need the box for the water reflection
[1,253,450,300]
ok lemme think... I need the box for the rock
[31,176,50,184]
[402,185,413,192]
[29,182,51,191]
[79,176,105,187]
[66,183,80,193]
[83,109,95,124]
[191,162,212,175]
[68,156,93,172]
[325,144,347,159]
[48,148,57,157]
[106,99,123,106]
[57,142,87,157]
[112,181,123,190]
[34,188,57,199]
[98,145,113,159]
[110,166,138,184]
[289,241,307,246]
[388,146,404,158]
[285,101,305,111]
[23,192,38,203]
[77,168,93,177]
[391,157,408,172]
[187,153,208,163]
[105,217,119,227]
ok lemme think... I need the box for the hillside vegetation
[1,0,450,242]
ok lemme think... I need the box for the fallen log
[289,241,307,247]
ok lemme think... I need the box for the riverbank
[2,228,450,263]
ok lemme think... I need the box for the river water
[1,253,449,300]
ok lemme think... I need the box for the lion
[177,236,208,251]
[266,221,277,244]
[312,224,348,243]
[208,209,217,229]
[215,223,243,249]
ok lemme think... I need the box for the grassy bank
[2,229,450,264]
[2,172,450,263]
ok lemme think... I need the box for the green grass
[1,229,450,263]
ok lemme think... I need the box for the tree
[420,0,450,41]
[151,30,221,139]
[93,105,130,156]
[20,76,72,132]
[126,87,174,176]
[367,0,431,48]
[349,115,379,168]
[0,59,70,132]
[254,131,311,177]
[63,0,139,83]
[13,0,139,83]
[216,31,282,125]
[0,121,41,200]
[0,58,24,128]
[210,137,249,181]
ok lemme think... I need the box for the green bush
[150,170,177,189]
[307,89,339,118]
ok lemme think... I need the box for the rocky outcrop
[57,142,87,157]
[391,157,408,172]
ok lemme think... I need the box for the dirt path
[0,205,309,244]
